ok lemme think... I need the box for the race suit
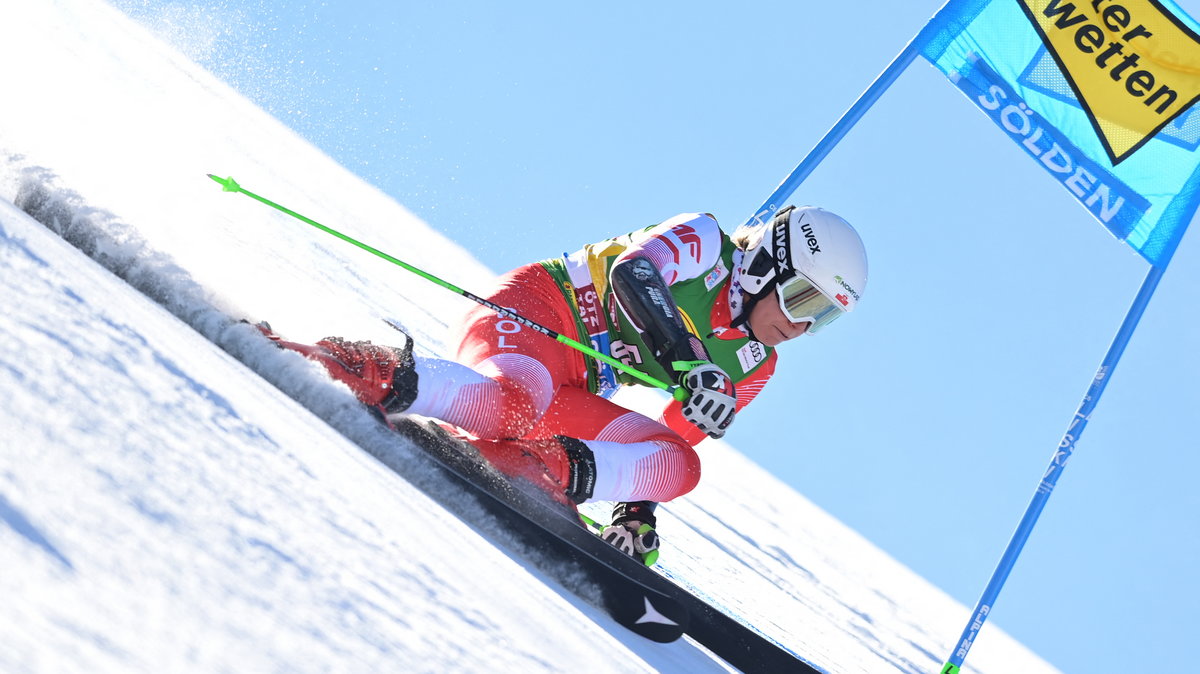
[406,213,777,503]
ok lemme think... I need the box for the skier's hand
[601,521,660,566]
[678,362,737,439]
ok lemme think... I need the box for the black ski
[379,418,689,643]
[381,418,820,673]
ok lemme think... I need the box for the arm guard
[609,255,709,380]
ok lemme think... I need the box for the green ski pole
[208,174,682,397]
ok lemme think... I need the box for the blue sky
[113,1,1199,672]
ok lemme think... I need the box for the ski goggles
[776,273,845,333]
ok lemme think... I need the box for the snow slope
[0,196,695,673]
[0,1,1057,672]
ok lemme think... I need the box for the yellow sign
[1018,0,1200,164]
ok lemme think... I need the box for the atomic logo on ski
[635,596,680,627]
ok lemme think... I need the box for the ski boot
[250,321,418,415]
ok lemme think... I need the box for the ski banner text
[921,0,1200,267]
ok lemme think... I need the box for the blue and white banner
[922,0,1200,266]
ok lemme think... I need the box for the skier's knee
[467,376,550,439]
[669,442,702,499]
[467,355,555,438]
[646,437,701,502]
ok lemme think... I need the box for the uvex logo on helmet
[772,219,792,274]
[801,222,821,254]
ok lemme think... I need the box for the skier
[264,205,868,563]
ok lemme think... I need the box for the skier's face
[747,296,811,347]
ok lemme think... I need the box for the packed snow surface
[0,1,1059,672]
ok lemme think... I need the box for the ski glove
[602,500,660,566]
[679,362,737,439]
[600,521,660,566]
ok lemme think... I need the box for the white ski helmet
[738,205,867,333]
